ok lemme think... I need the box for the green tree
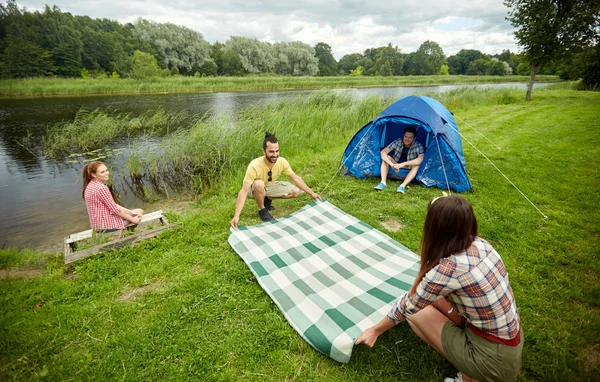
[438,64,449,75]
[77,16,137,76]
[195,61,217,77]
[130,49,161,79]
[356,57,375,74]
[349,65,364,76]
[0,1,55,77]
[505,0,600,100]
[582,44,600,88]
[40,6,83,77]
[314,42,337,76]
[379,61,392,76]
[369,43,403,76]
[132,19,212,75]
[338,53,363,74]
[218,48,244,75]
[466,58,489,75]
[409,40,446,75]
[225,36,275,74]
[447,49,485,75]
[273,41,318,76]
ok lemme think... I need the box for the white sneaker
[444,372,463,382]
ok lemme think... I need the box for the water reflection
[0,83,547,249]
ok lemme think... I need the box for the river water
[0,83,541,250]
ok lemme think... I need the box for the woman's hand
[129,214,142,224]
[355,327,381,348]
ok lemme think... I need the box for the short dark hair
[404,126,417,137]
[263,132,278,150]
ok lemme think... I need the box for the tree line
[0,0,598,87]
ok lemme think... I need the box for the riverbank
[0,74,560,98]
[1,87,598,380]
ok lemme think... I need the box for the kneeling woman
[82,161,144,232]
[356,196,522,382]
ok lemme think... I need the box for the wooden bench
[64,210,175,266]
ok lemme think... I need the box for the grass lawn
[0,74,560,98]
[1,87,598,381]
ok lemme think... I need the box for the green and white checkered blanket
[228,200,420,363]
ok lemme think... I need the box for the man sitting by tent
[374,126,424,194]
[230,132,322,229]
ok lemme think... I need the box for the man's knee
[253,180,265,192]
[287,187,301,198]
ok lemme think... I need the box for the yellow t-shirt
[243,156,294,185]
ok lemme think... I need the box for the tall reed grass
[42,108,197,159]
[127,87,527,197]
[0,75,561,98]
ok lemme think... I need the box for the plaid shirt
[84,179,125,231]
[388,237,520,340]
[386,139,424,163]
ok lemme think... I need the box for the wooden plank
[65,210,166,245]
[64,223,177,266]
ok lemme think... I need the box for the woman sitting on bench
[82,161,144,233]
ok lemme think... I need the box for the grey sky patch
[17,0,519,59]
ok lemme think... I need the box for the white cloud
[17,0,519,59]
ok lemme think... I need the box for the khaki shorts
[248,181,296,199]
[442,321,523,382]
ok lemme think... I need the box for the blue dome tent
[343,95,472,192]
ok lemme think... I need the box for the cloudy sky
[17,0,519,59]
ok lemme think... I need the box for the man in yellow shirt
[230,132,322,228]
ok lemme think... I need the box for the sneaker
[374,182,387,191]
[444,372,463,382]
[397,185,405,194]
[264,196,275,211]
[258,208,274,222]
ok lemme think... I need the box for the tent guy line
[454,114,502,151]
[446,123,548,219]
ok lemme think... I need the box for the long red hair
[81,161,105,199]
[409,195,478,296]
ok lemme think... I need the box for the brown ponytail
[82,161,105,199]
[409,195,478,296]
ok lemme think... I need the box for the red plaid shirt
[389,237,520,340]
[84,179,125,231]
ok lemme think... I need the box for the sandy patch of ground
[0,268,44,279]
[380,218,405,232]
[117,283,165,302]
[582,344,600,373]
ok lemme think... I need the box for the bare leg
[410,301,477,382]
[400,165,420,188]
[253,180,266,209]
[270,187,301,199]
[131,208,144,217]
[380,158,398,184]
[405,305,449,356]
[380,160,389,184]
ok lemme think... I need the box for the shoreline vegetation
[0,74,561,99]
[1,86,599,380]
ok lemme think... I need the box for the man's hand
[311,192,322,202]
[392,163,405,171]
[230,216,239,229]
[355,327,380,348]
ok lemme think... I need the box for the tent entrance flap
[380,117,430,150]
[342,95,472,192]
